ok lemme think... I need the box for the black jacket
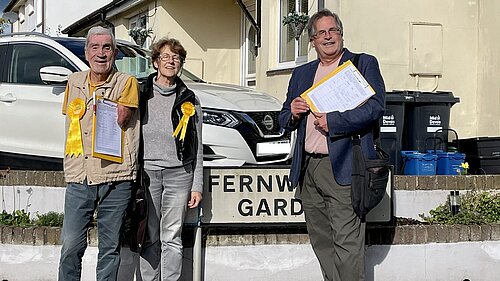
[140,72,199,164]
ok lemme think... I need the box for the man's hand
[291,97,310,120]
[312,112,329,134]
[117,104,135,129]
[188,191,202,209]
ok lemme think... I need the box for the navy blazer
[279,49,386,187]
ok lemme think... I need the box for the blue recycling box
[402,151,437,175]
[436,152,466,175]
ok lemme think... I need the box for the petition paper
[301,61,375,113]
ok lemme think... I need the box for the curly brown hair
[150,37,187,69]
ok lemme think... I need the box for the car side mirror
[40,66,73,84]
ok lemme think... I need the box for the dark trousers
[301,156,365,281]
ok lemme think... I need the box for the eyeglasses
[313,27,342,38]
[158,53,181,63]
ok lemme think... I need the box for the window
[279,0,309,64]
[8,43,77,84]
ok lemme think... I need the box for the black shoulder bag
[351,131,390,221]
[350,54,390,221]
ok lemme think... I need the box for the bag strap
[350,53,381,146]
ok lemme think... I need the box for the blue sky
[1,0,9,15]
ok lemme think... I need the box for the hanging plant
[282,11,309,40]
[128,27,153,47]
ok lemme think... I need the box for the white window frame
[240,11,257,88]
[277,0,309,69]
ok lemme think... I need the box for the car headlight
[202,109,240,128]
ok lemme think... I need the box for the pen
[93,91,96,114]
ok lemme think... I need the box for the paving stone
[480,225,492,241]
[484,175,494,190]
[55,172,66,187]
[469,225,481,241]
[34,227,46,246]
[205,235,219,246]
[458,225,471,242]
[436,176,447,190]
[414,225,427,244]
[252,234,266,245]
[406,176,417,190]
[22,227,34,245]
[393,226,415,245]
[416,177,431,190]
[46,227,57,245]
[493,176,500,189]
[264,233,278,245]
[1,226,13,244]
[393,176,406,190]
[12,227,23,244]
[448,225,461,243]
[490,224,500,241]
[447,176,459,190]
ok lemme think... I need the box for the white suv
[0,33,292,169]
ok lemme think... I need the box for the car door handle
[0,93,17,102]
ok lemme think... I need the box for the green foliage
[0,210,65,227]
[282,11,309,26]
[420,191,500,225]
[0,209,33,226]
[35,211,64,227]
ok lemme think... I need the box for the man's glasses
[313,27,342,38]
[158,53,181,63]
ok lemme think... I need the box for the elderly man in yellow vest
[58,26,140,281]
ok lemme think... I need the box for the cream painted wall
[111,0,241,84]
[259,0,499,138]
[476,0,500,136]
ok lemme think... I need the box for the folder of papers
[92,96,124,163]
[300,60,375,113]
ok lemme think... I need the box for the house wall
[257,0,500,138]
[111,0,241,84]
[7,0,110,35]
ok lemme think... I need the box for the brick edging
[2,170,500,191]
[393,175,500,190]
[2,224,499,246]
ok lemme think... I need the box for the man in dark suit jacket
[279,9,385,281]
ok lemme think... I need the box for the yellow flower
[461,162,469,169]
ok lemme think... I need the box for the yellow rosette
[172,101,195,141]
[65,98,86,157]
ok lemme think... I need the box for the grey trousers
[301,156,366,281]
[139,167,193,281]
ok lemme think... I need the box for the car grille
[234,111,290,162]
[245,111,282,136]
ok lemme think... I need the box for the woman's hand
[188,191,202,208]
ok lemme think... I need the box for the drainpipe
[41,0,45,33]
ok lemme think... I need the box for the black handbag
[128,169,149,253]
[351,131,390,221]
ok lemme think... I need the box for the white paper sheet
[93,98,122,158]
[301,61,375,113]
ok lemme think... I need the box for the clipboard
[300,60,376,113]
[91,96,124,163]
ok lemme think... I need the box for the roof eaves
[61,0,131,36]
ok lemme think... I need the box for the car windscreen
[55,38,205,82]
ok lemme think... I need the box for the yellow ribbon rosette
[172,101,195,141]
[65,98,86,157]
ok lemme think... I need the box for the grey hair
[85,26,116,50]
[306,9,343,40]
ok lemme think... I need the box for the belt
[305,152,329,159]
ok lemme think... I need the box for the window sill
[266,67,295,77]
